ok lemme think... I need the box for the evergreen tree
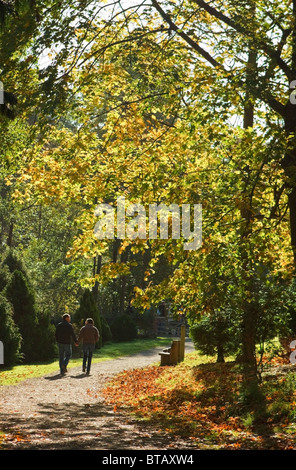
[0,262,10,292]
[190,313,237,363]
[111,314,138,342]
[0,294,22,366]
[3,249,28,278]
[101,316,112,345]
[0,251,59,363]
[34,310,56,361]
[4,269,38,362]
[74,289,102,348]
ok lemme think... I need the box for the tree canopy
[1,0,296,368]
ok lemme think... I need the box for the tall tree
[24,0,296,266]
[4,269,38,361]
[4,0,294,368]
[145,0,296,266]
[0,294,22,365]
[75,289,102,348]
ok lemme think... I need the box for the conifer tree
[4,270,38,362]
[0,294,22,365]
[75,289,102,348]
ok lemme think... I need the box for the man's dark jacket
[55,319,77,344]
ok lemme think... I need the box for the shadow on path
[0,341,196,450]
[0,400,176,450]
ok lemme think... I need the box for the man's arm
[70,323,78,345]
[77,327,84,344]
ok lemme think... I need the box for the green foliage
[4,269,38,362]
[34,310,56,361]
[190,312,237,363]
[0,262,10,292]
[0,0,296,371]
[3,248,28,277]
[17,203,88,318]
[101,316,112,344]
[1,250,56,363]
[137,308,157,338]
[111,314,138,342]
[190,269,293,365]
[74,289,102,348]
[0,294,22,366]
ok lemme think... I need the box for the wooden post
[171,340,180,364]
[180,325,185,362]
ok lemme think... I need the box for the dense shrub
[74,289,102,348]
[101,316,112,344]
[35,311,56,361]
[111,314,138,342]
[190,313,237,363]
[3,249,28,277]
[4,270,39,362]
[2,268,56,362]
[0,294,22,366]
[136,309,156,338]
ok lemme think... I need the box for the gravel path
[0,341,196,450]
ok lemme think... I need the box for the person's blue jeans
[83,343,95,373]
[58,343,72,374]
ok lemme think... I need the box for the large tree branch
[150,0,286,118]
[192,0,293,81]
[263,90,286,117]
[150,0,223,68]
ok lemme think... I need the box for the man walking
[78,318,99,374]
[55,314,78,375]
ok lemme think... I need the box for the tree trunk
[119,245,129,315]
[92,254,102,302]
[283,104,296,266]
[239,36,258,366]
[216,344,225,363]
[284,0,296,267]
[240,301,257,367]
[288,187,296,266]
